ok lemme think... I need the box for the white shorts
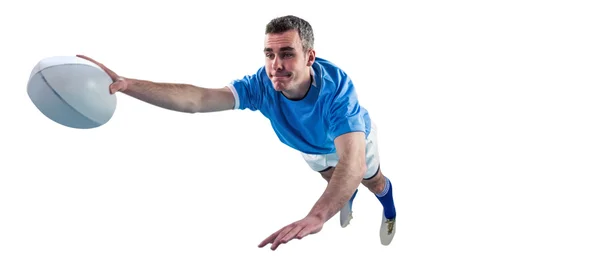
[301,123,381,180]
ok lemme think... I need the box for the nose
[271,56,283,71]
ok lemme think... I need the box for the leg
[358,124,397,246]
[363,166,396,221]
[361,166,386,194]
[318,166,334,182]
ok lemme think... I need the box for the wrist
[307,209,329,223]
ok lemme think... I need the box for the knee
[362,169,386,194]
[319,167,334,182]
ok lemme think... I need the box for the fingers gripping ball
[27,56,117,129]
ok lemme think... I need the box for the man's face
[264,30,314,93]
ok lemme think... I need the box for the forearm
[307,162,365,222]
[122,78,204,113]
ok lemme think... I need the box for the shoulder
[314,58,370,138]
[228,66,272,110]
[231,66,270,86]
[313,57,350,83]
[312,57,355,98]
[229,66,274,96]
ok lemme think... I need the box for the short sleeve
[227,69,264,111]
[327,75,367,139]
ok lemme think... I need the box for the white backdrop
[1,0,599,258]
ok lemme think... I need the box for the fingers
[77,54,104,69]
[76,54,94,62]
[109,78,127,94]
[109,83,119,95]
[259,216,324,250]
[279,224,305,244]
[76,54,119,81]
[297,226,314,240]
[259,223,310,251]
[258,228,282,248]
[270,225,297,250]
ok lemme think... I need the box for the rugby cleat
[340,189,358,228]
[379,212,396,246]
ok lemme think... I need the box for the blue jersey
[227,57,371,155]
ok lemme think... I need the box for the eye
[265,53,274,59]
[283,53,294,58]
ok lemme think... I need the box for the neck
[282,70,312,100]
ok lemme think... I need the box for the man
[78,15,397,250]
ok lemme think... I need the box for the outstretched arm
[307,131,367,222]
[121,78,235,113]
[77,54,235,113]
[258,131,366,250]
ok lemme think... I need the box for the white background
[1,0,599,258]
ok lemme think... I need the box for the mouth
[272,72,292,78]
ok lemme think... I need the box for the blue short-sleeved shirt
[227,57,371,155]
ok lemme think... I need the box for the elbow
[180,90,206,113]
[177,99,201,113]
[352,159,368,181]
[351,158,368,179]
[356,163,367,180]
[339,160,367,182]
[183,100,202,113]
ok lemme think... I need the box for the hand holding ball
[27,55,123,129]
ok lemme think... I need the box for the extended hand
[76,54,129,94]
[258,215,325,251]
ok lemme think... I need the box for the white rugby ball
[27,56,117,129]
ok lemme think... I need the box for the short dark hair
[265,15,314,52]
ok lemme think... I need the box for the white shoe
[340,189,358,228]
[380,213,396,246]
[340,201,353,228]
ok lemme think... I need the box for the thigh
[363,123,381,180]
[301,152,339,173]
[319,166,335,182]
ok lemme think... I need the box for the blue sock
[375,176,396,219]
[348,189,358,211]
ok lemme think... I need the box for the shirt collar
[310,66,317,87]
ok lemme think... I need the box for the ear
[306,49,316,66]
